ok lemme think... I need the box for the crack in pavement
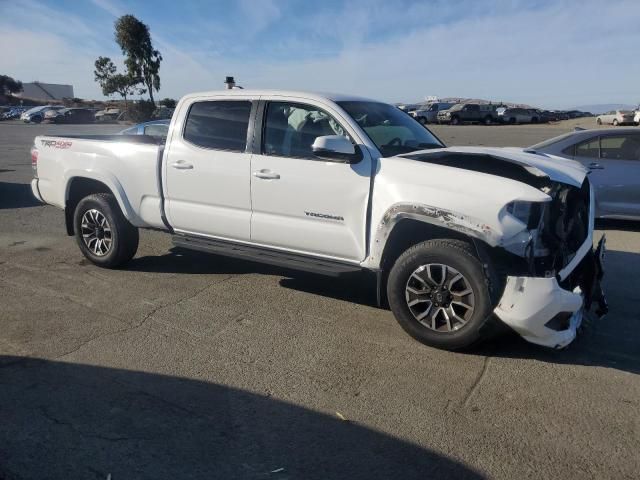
[55,275,236,359]
[462,355,492,408]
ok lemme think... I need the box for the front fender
[362,203,502,270]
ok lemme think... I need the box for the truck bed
[33,134,166,229]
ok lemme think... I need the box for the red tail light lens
[31,147,38,176]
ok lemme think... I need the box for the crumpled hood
[400,146,587,187]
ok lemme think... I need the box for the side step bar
[172,235,363,277]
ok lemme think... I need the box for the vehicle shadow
[128,247,379,308]
[0,181,41,209]
[0,356,484,480]
[128,247,640,376]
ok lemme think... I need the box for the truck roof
[181,89,379,104]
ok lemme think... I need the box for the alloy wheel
[81,209,113,256]
[405,263,475,332]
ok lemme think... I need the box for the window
[184,101,252,151]
[144,123,169,137]
[263,102,348,159]
[466,105,480,112]
[600,135,640,160]
[575,138,600,159]
[338,101,444,157]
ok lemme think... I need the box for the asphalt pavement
[0,120,638,479]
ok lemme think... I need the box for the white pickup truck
[30,90,607,350]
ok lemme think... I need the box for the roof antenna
[224,76,243,90]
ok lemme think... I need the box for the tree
[94,56,139,110]
[0,75,23,96]
[115,15,162,105]
[159,98,176,109]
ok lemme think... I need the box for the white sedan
[596,110,635,126]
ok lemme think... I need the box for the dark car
[46,108,96,124]
[437,103,497,125]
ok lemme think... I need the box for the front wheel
[597,118,602,125]
[386,239,500,350]
[613,119,619,126]
[74,193,139,268]
[450,116,460,125]
[483,115,492,125]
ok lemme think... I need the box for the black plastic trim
[172,234,364,277]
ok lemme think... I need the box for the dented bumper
[494,236,607,349]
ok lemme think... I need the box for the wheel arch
[366,205,502,306]
[64,173,136,236]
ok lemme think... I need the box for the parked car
[596,110,635,126]
[21,106,65,123]
[3,107,27,120]
[633,110,640,126]
[497,108,535,124]
[44,108,96,124]
[30,89,606,351]
[528,127,640,219]
[411,102,455,125]
[437,103,497,125]
[95,107,121,123]
[120,119,170,137]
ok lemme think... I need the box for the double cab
[30,90,606,350]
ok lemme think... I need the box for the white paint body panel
[33,136,164,229]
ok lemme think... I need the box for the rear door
[249,98,372,261]
[164,97,255,240]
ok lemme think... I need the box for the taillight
[31,147,38,177]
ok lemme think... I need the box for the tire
[612,119,619,126]
[386,239,500,350]
[483,115,492,125]
[451,116,460,125]
[509,117,516,125]
[73,193,139,268]
[597,118,602,125]
[32,115,42,124]
[418,116,428,125]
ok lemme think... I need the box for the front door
[249,99,372,261]
[164,98,254,240]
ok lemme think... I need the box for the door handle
[170,160,193,170]
[253,169,280,180]
[588,162,604,170]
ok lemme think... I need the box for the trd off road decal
[40,139,73,149]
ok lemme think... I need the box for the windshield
[338,101,444,156]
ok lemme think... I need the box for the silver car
[411,102,455,124]
[596,110,635,126]
[529,128,640,219]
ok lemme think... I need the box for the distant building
[17,82,74,101]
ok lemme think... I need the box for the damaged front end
[494,177,607,348]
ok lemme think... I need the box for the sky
[0,0,638,108]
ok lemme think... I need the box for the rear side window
[184,101,252,151]
[575,138,600,159]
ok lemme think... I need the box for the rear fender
[64,170,141,226]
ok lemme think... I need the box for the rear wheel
[483,115,492,125]
[387,239,500,350]
[613,119,619,126]
[597,118,602,125]
[74,193,139,268]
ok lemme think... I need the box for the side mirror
[311,135,361,163]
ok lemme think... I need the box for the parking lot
[1,120,638,479]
